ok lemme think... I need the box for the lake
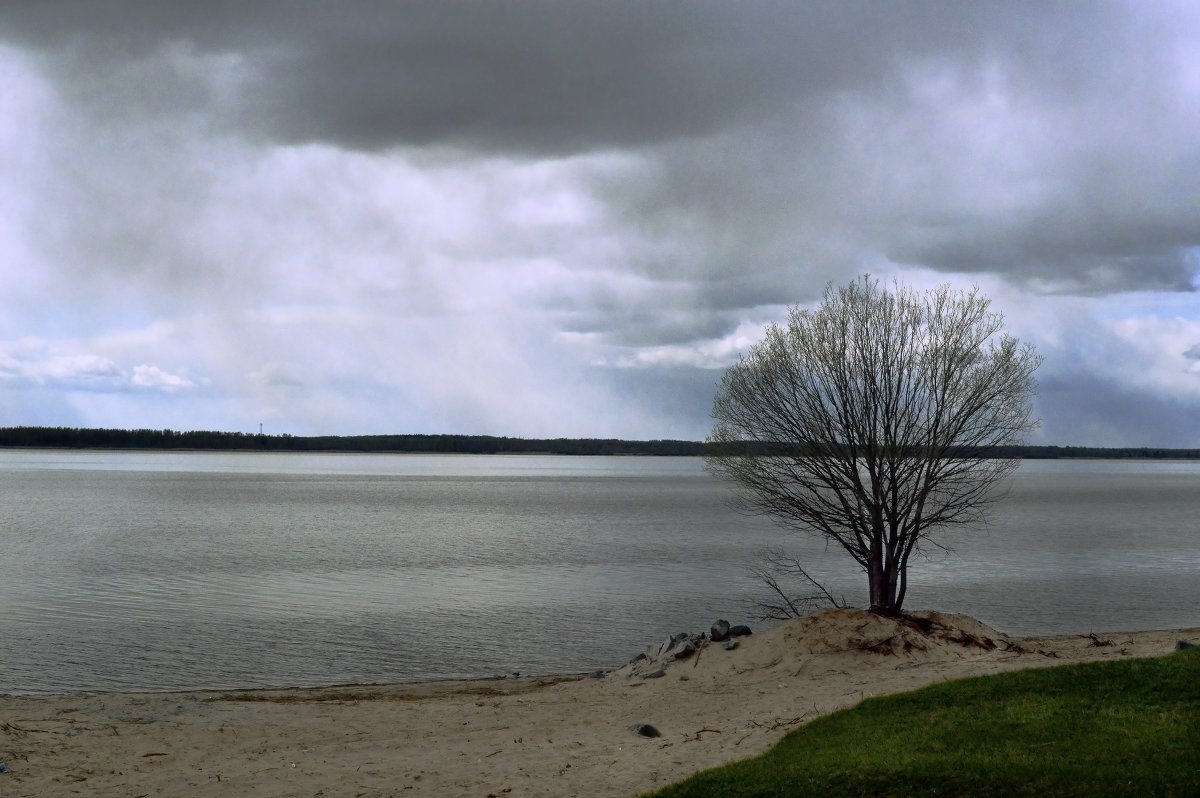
[0,451,1197,694]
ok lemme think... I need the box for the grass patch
[645,648,1200,797]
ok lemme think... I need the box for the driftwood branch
[747,547,847,621]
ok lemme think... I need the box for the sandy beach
[2,609,1195,798]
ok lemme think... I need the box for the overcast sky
[2,1,1199,445]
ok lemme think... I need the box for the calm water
[0,451,1197,694]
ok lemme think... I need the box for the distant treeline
[994,445,1200,460]
[0,426,705,456]
[1,427,1198,459]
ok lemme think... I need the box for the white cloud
[131,365,196,391]
[0,338,200,397]
[0,340,120,388]
[603,318,778,370]
[1106,316,1200,391]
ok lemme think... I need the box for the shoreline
[3,610,1197,797]
[7,616,1197,700]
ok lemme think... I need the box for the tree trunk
[868,554,902,616]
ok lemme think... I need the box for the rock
[668,639,697,661]
[627,652,649,666]
[1178,640,1196,651]
[632,723,662,738]
[710,619,731,642]
[729,624,753,637]
[656,633,690,658]
[588,670,606,679]
[641,668,666,679]
[722,639,739,651]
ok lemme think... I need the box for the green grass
[644,647,1200,797]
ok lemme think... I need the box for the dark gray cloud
[1,1,887,151]
[7,1,1199,298]
[0,1,1144,153]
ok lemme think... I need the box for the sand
[2,609,1196,798]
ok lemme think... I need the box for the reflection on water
[0,452,1197,693]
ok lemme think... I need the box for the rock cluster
[622,619,753,680]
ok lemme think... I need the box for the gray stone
[668,639,697,660]
[656,633,690,658]
[723,639,739,651]
[710,619,731,642]
[729,624,753,637]
[1177,640,1196,651]
[632,723,662,738]
[641,667,667,679]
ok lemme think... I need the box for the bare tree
[707,276,1041,616]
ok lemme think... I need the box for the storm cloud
[1,1,1199,444]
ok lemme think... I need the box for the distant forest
[1,426,1199,459]
[0,426,704,456]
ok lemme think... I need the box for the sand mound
[774,607,1018,657]
[618,607,1020,683]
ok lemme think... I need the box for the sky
[1,1,1199,446]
